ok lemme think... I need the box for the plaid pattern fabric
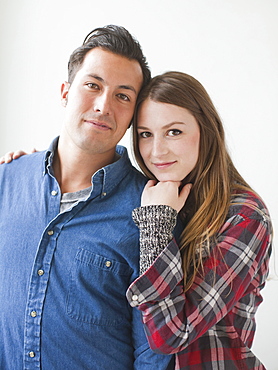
[127,192,272,369]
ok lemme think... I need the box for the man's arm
[132,303,174,369]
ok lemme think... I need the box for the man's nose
[93,93,112,116]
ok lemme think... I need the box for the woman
[126,72,272,369]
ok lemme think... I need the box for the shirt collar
[43,136,59,176]
[43,137,136,197]
[98,144,134,196]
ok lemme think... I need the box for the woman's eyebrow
[137,121,186,130]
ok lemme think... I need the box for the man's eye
[168,129,182,137]
[117,93,130,101]
[139,132,152,138]
[86,83,99,89]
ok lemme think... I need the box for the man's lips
[152,161,177,169]
[84,119,111,130]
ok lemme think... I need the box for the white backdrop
[0,0,277,368]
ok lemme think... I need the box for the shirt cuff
[126,239,183,307]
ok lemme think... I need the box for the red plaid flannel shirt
[127,192,272,369]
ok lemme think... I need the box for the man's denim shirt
[0,138,173,369]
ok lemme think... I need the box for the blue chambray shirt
[0,137,173,370]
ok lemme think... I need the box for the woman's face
[137,98,200,182]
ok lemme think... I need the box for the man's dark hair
[68,25,151,88]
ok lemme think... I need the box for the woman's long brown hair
[132,72,253,292]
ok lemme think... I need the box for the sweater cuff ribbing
[132,205,178,274]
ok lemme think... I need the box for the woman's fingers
[0,149,36,164]
[141,181,192,212]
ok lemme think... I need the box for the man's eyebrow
[87,74,104,83]
[86,74,137,94]
[119,85,137,94]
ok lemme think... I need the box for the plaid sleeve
[126,195,272,355]
[127,239,183,307]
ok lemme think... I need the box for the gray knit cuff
[132,205,178,275]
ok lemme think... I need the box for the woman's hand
[0,149,37,164]
[141,180,192,212]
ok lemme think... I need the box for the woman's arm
[127,196,272,354]
[132,205,178,275]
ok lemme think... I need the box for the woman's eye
[168,129,182,137]
[139,131,152,138]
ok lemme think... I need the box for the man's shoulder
[123,164,147,188]
[129,164,147,180]
[115,145,148,187]
[0,150,46,175]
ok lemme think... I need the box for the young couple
[0,25,272,369]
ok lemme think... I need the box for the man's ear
[61,82,70,107]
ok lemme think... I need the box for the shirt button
[47,230,54,236]
[37,269,44,276]
[29,351,35,358]
[30,311,37,318]
[132,294,138,301]
[105,260,112,268]
[51,190,58,196]
[102,192,107,197]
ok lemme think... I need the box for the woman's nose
[151,137,168,157]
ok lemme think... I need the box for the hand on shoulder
[0,149,37,164]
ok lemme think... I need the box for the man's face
[61,47,143,158]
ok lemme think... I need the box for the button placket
[24,224,59,368]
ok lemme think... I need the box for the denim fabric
[0,137,173,369]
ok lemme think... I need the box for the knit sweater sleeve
[132,205,178,275]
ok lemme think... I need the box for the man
[0,25,173,369]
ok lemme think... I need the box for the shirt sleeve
[126,201,272,355]
[132,305,174,369]
[125,227,175,369]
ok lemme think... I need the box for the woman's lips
[153,161,176,169]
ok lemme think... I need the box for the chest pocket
[66,248,133,326]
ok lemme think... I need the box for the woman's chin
[155,175,183,182]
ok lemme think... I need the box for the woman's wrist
[132,205,178,274]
